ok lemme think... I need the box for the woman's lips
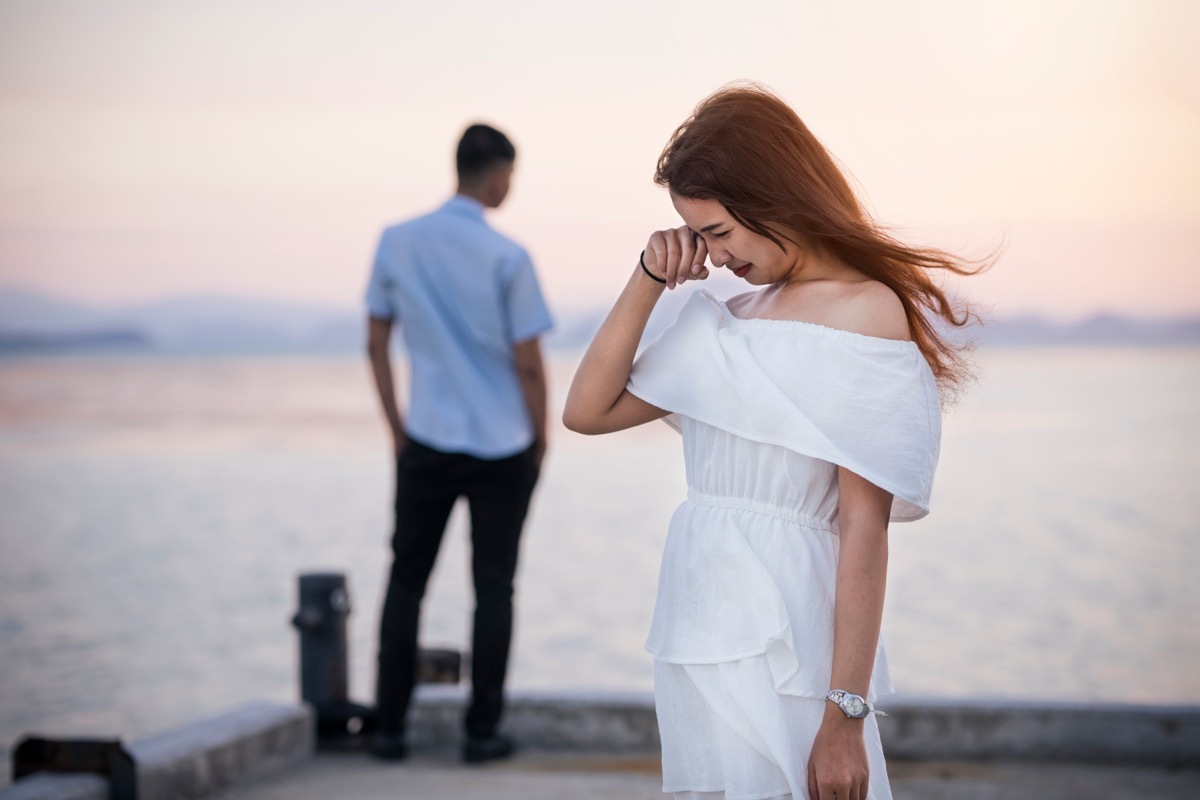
[732,264,751,278]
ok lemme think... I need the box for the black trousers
[375,438,540,739]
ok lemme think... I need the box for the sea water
[0,348,1197,755]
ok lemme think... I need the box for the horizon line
[2,281,1199,324]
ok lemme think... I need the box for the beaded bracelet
[639,250,666,284]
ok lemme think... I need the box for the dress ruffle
[628,290,941,521]
[656,658,893,799]
[646,485,892,703]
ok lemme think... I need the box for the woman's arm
[562,227,708,434]
[807,467,893,800]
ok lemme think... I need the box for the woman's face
[670,194,798,286]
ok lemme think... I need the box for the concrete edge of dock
[4,691,1198,799]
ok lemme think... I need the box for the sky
[0,0,1197,319]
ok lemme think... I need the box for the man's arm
[366,316,406,454]
[513,337,547,467]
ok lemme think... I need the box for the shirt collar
[442,194,487,220]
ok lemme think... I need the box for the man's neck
[455,186,492,208]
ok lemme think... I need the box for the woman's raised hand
[644,226,710,289]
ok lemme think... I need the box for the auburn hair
[655,84,988,395]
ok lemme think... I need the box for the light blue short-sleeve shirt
[365,196,553,459]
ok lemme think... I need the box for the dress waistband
[685,490,834,531]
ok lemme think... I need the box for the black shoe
[370,732,408,761]
[462,733,515,764]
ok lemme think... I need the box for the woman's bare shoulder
[825,280,911,341]
[724,290,759,315]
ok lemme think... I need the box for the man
[364,124,552,764]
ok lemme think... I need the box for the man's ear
[486,168,511,207]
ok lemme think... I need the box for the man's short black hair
[456,124,516,181]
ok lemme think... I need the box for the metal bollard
[292,573,350,708]
[291,572,375,745]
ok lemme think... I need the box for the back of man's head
[456,124,516,184]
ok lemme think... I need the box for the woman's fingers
[665,226,689,288]
[663,228,681,287]
[680,228,709,283]
[816,776,867,800]
[644,232,668,282]
[692,235,709,278]
[643,226,710,289]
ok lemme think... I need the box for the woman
[564,84,983,800]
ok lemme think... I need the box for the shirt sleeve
[365,233,396,320]
[504,248,553,343]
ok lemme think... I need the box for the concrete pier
[3,702,312,800]
[5,691,1198,799]
[409,687,1200,766]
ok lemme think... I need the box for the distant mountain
[0,287,362,355]
[0,287,114,330]
[1,285,1198,356]
[968,312,1200,347]
[0,327,152,354]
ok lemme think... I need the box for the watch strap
[825,690,886,718]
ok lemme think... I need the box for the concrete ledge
[410,688,660,752]
[2,702,313,800]
[5,693,1196,800]
[0,774,107,800]
[878,696,1200,767]
[410,688,1200,766]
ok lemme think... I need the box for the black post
[291,572,375,745]
[292,573,350,709]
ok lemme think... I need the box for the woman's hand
[643,226,710,289]
[806,712,870,800]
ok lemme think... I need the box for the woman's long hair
[655,84,989,395]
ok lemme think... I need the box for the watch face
[844,696,866,717]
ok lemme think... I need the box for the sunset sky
[1,0,1197,319]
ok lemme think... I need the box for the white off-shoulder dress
[626,290,941,800]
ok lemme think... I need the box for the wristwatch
[825,690,879,719]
